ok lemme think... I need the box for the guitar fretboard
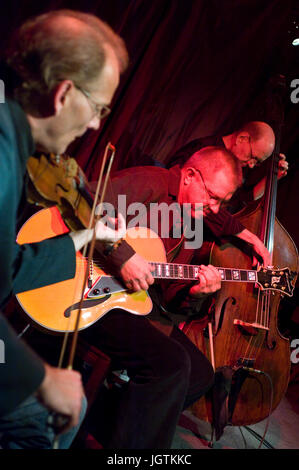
[149,262,257,283]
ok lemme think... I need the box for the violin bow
[58,142,116,370]
[48,143,116,448]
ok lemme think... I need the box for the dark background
[1,3,299,433]
[1,0,297,242]
[1,1,298,280]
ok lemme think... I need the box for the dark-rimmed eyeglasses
[75,85,111,119]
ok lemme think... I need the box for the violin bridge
[233,319,269,335]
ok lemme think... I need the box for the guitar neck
[149,262,257,283]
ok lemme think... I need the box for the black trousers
[82,308,214,449]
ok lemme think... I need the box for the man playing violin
[82,145,271,449]
[0,10,128,448]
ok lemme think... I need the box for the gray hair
[5,9,128,113]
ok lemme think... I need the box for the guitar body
[16,207,295,335]
[16,207,166,333]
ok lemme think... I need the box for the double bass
[183,116,298,437]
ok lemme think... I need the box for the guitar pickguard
[87,275,127,298]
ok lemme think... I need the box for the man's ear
[183,167,196,185]
[236,131,250,145]
[53,80,74,114]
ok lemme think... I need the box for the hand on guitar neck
[116,228,270,295]
[188,264,222,298]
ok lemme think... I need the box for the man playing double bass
[167,120,288,213]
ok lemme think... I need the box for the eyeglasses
[195,168,223,205]
[246,138,263,167]
[75,85,111,119]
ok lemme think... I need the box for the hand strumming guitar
[120,253,155,292]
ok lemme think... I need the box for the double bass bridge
[236,358,255,368]
[233,319,269,336]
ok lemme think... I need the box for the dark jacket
[0,100,76,416]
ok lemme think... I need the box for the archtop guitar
[16,207,295,333]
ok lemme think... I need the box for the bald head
[239,121,275,161]
[183,146,243,189]
[179,146,242,216]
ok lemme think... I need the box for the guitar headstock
[257,267,296,297]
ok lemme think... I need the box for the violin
[26,152,95,231]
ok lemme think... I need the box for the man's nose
[209,201,220,214]
[247,159,257,169]
[88,115,101,130]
